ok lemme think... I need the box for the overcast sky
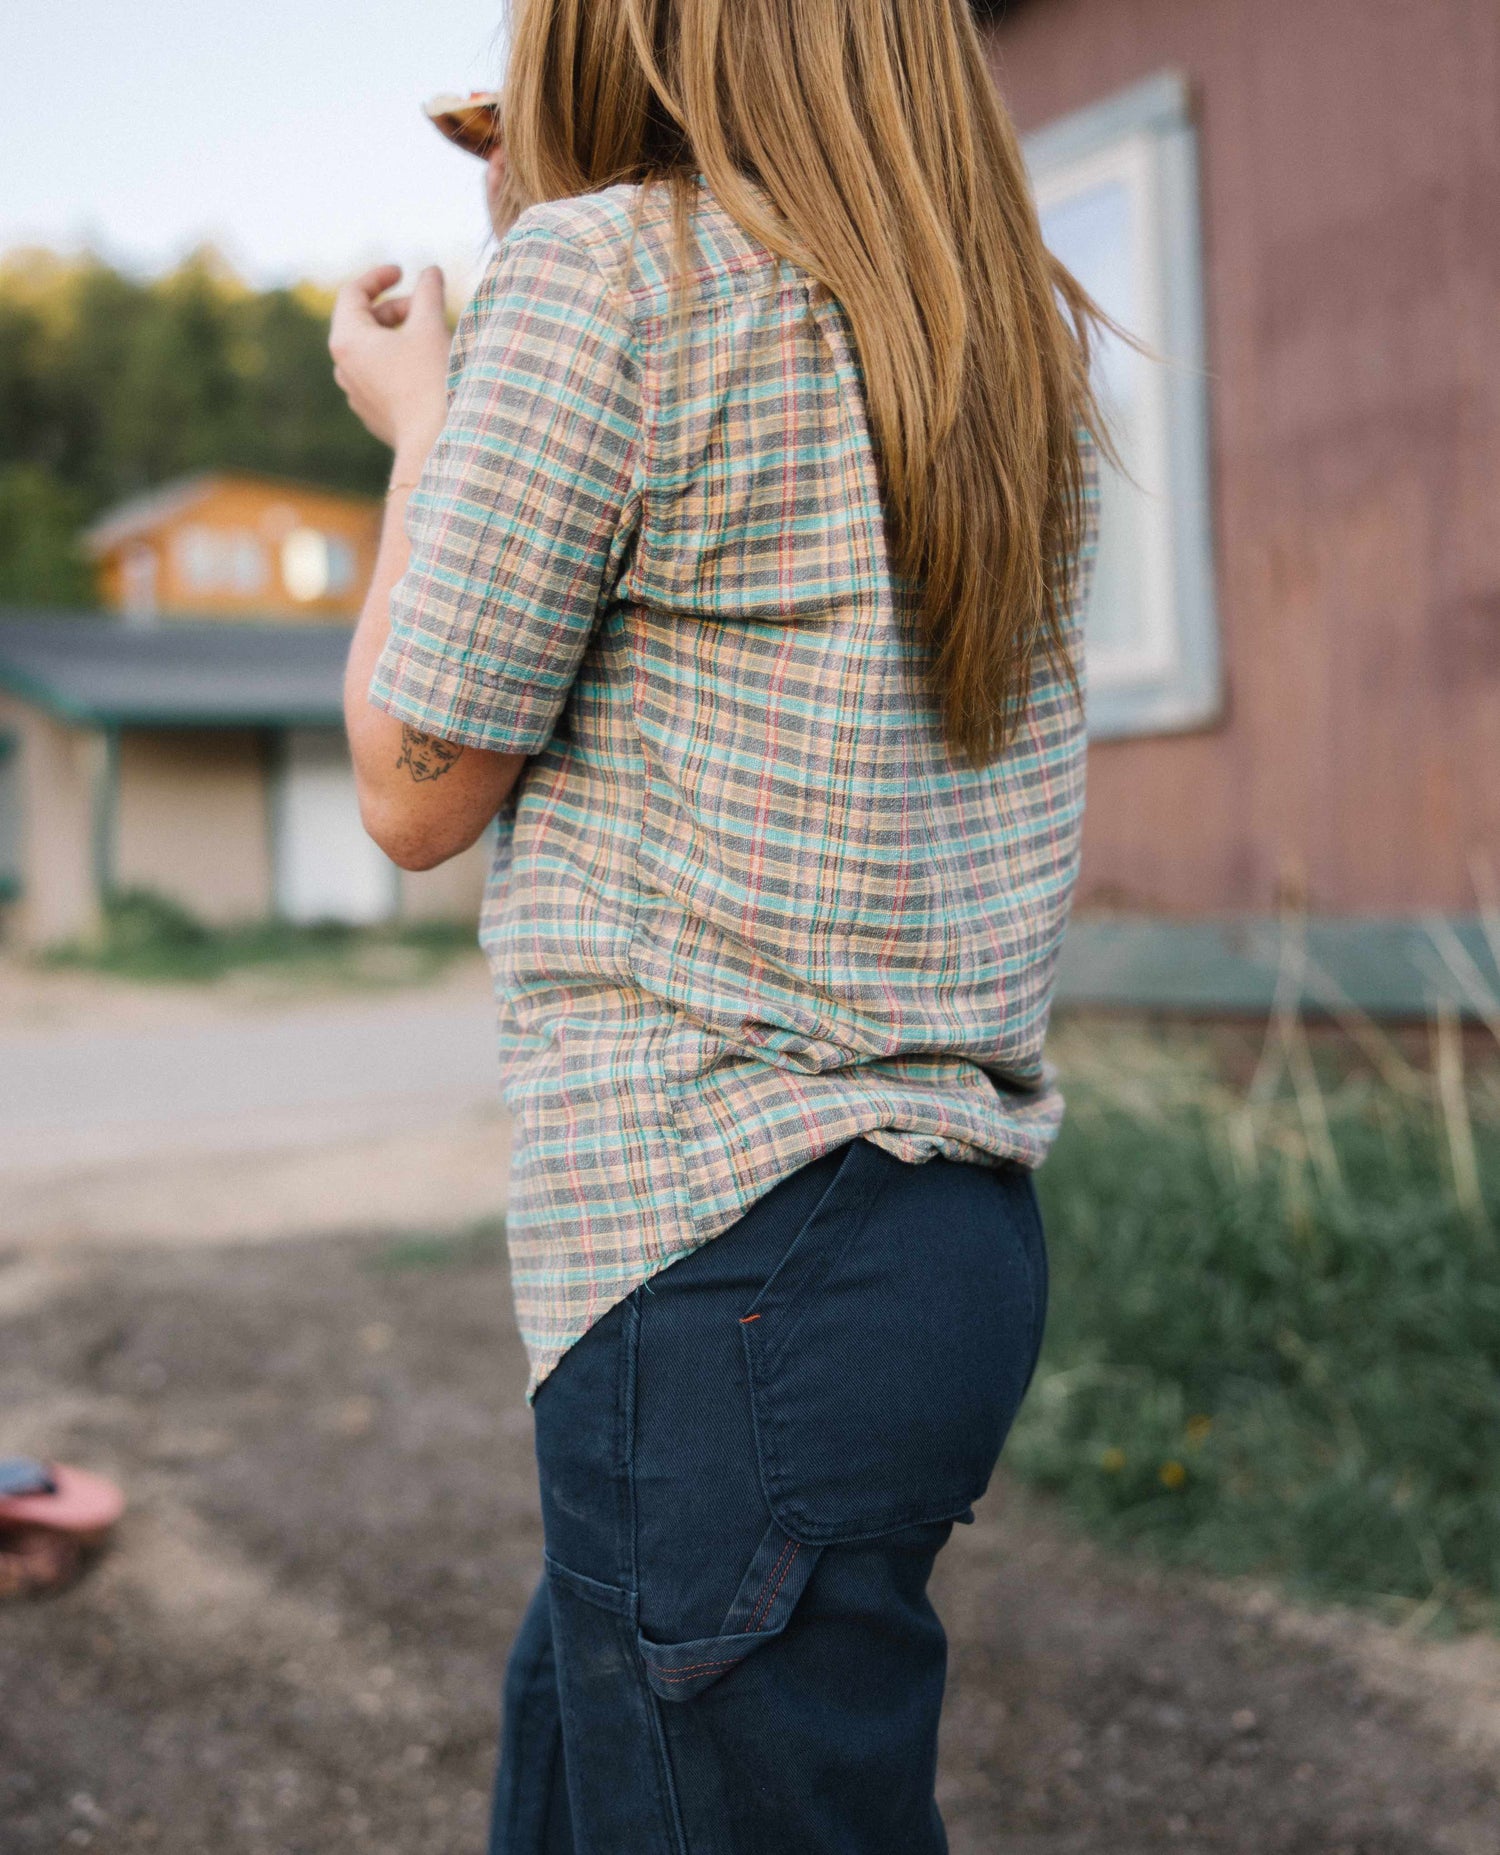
[3,1,512,298]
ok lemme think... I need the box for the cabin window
[174,525,268,598]
[120,543,160,623]
[329,539,357,595]
[281,528,355,602]
[1027,72,1221,739]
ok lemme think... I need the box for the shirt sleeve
[368,220,641,754]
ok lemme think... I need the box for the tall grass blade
[1424,914,1500,1051]
[1433,1002,1489,1237]
[1285,1014,1344,1197]
[1298,947,1426,1096]
[1469,850,1500,988]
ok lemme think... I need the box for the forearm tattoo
[396,724,463,783]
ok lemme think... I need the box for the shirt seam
[526,223,650,594]
[422,219,647,731]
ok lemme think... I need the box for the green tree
[0,465,92,605]
[0,245,391,608]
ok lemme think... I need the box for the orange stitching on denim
[743,1538,795,1631]
[739,1314,761,1323]
[760,1542,802,1622]
[749,1541,801,1631]
[655,1655,747,1680]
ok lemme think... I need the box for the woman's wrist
[390,437,438,490]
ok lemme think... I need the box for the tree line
[0,244,390,608]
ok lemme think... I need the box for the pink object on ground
[0,1463,125,1539]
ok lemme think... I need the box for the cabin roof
[80,471,381,558]
[80,476,220,558]
[0,614,352,729]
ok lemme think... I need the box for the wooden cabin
[84,472,381,625]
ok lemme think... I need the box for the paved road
[0,989,512,1245]
[0,994,499,1173]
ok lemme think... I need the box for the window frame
[1025,70,1222,740]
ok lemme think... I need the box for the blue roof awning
[0,612,354,729]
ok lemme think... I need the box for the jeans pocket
[635,1517,824,1703]
[740,1140,1041,1545]
[541,1556,685,1848]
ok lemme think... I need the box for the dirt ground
[3,1229,1499,1855]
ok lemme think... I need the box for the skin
[331,148,524,873]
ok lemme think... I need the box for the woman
[330,1,1104,1847]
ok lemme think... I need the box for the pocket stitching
[737,1139,872,1317]
[749,1366,987,1546]
[745,1540,802,1631]
[633,1522,824,1701]
[745,1146,968,1543]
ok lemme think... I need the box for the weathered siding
[114,730,273,923]
[985,0,1500,915]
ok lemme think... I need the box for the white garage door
[273,728,398,925]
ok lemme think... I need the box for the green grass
[42,887,480,986]
[1021,1017,1500,1634]
[365,1221,508,1273]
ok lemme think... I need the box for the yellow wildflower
[1160,1459,1188,1489]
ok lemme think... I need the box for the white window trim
[1026,71,1222,739]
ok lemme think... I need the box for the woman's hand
[329,264,451,473]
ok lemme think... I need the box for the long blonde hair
[496,0,1107,766]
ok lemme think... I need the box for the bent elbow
[359,803,466,873]
[383,837,453,874]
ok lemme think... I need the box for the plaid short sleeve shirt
[371,179,1098,1401]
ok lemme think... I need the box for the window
[1027,72,1220,739]
[325,537,357,596]
[119,543,159,623]
[175,526,217,591]
[281,528,353,602]
[173,525,268,598]
[229,533,268,595]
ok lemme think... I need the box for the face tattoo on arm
[396,723,465,783]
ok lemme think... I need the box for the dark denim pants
[488,1133,1049,1855]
